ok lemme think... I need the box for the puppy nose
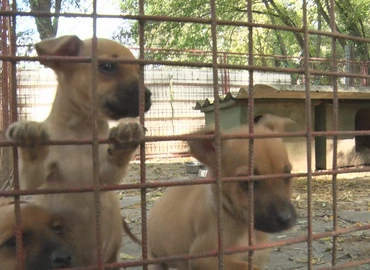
[276,209,294,227]
[145,87,152,97]
[52,248,72,267]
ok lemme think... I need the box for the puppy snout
[270,200,296,231]
[145,87,152,111]
[275,207,294,228]
[52,248,72,268]
[145,87,152,98]
[105,81,152,119]
[254,199,296,233]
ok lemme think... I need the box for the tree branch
[315,0,346,48]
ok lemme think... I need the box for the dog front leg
[189,237,261,270]
[100,122,145,184]
[6,121,50,189]
[190,257,261,270]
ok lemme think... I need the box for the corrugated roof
[194,84,370,110]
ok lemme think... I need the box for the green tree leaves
[115,0,370,64]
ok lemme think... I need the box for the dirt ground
[118,157,370,270]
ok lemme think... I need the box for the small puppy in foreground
[147,114,297,270]
[6,35,151,267]
[0,198,73,270]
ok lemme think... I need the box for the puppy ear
[255,114,295,133]
[35,35,83,68]
[187,130,217,167]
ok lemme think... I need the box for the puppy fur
[147,115,296,270]
[0,198,73,270]
[6,35,151,266]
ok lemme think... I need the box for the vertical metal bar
[302,1,313,269]
[1,0,9,133]
[9,1,24,269]
[222,52,228,94]
[362,62,367,86]
[246,0,255,268]
[138,0,148,269]
[209,0,224,268]
[91,0,103,268]
[225,54,230,94]
[329,0,339,266]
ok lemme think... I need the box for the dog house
[194,84,370,171]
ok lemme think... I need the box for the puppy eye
[2,236,16,249]
[98,63,118,74]
[253,180,261,189]
[240,180,259,191]
[1,232,30,249]
[52,224,64,235]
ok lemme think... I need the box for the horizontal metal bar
[2,165,370,196]
[0,11,369,45]
[2,54,370,78]
[3,129,370,147]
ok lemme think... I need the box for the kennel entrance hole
[355,108,370,152]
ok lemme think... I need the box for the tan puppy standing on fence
[147,114,297,270]
[0,198,74,270]
[6,35,151,267]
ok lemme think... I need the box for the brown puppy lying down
[0,198,73,270]
[148,115,297,270]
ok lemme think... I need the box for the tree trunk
[315,0,346,48]
[315,7,322,58]
[262,0,288,68]
[29,0,62,39]
[265,0,305,52]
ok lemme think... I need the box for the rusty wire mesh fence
[1,0,370,269]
